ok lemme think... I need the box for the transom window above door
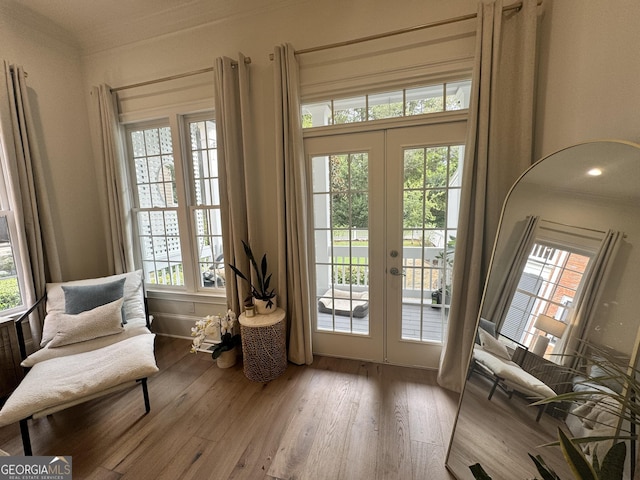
[301,79,471,128]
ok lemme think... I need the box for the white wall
[535,0,640,158]
[0,3,107,281]
[3,0,640,339]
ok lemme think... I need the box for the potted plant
[431,235,456,308]
[190,310,241,368]
[228,240,277,314]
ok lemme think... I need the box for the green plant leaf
[593,449,601,477]
[599,442,626,480]
[528,454,562,480]
[530,455,558,480]
[468,463,492,480]
[228,263,249,282]
[557,428,597,480]
[261,253,268,278]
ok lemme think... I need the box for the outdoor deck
[316,301,449,343]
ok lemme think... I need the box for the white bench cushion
[474,345,556,399]
[0,333,158,427]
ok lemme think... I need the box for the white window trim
[302,110,469,139]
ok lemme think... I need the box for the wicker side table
[239,308,287,382]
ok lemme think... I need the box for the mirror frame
[445,139,640,479]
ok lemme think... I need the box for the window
[126,113,224,291]
[499,242,593,352]
[0,152,25,315]
[301,80,471,128]
[0,214,24,314]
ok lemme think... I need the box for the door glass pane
[313,152,370,335]
[401,145,464,342]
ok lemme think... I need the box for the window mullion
[169,114,196,290]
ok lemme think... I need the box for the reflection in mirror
[446,141,640,479]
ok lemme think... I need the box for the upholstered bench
[0,271,158,455]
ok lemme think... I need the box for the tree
[329,153,369,229]
[326,137,460,240]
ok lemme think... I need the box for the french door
[307,122,467,368]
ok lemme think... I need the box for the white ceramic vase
[254,296,277,314]
[216,347,237,368]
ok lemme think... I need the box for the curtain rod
[110,56,251,93]
[539,219,618,237]
[269,0,540,60]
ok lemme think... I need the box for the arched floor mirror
[446,140,640,479]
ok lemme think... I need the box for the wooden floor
[447,371,572,480]
[0,335,460,480]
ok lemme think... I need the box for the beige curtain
[484,215,539,329]
[273,44,313,365]
[557,230,624,366]
[0,61,62,343]
[90,84,135,274]
[215,54,253,315]
[438,0,539,392]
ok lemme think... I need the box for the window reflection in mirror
[499,240,593,363]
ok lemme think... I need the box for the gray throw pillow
[476,318,497,344]
[62,278,126,319]
[589,357,624,394]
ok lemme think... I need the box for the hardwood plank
[0,336,462,480]
[85,466,123,480]
[446,373,571,480]
[225,365,314,480]
[106,354,231,474]
[411,440,456,480]
[405,368,448,446]
[376,364,413,480]
[337,361,382,480]
[296,357,362,479]
[121,434,215,480]
[267,357,344,479]
[181,377,300,480]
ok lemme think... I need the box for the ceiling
[7,0,296,54]
[522,140,640,203]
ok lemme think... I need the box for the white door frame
[305,119,467,368]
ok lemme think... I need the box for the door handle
[389,267,405,276]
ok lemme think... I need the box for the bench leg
[19,419,32,456]
[488,377,501,400]
[140,378,150,413]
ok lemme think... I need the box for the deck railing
[330,245,449,298]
